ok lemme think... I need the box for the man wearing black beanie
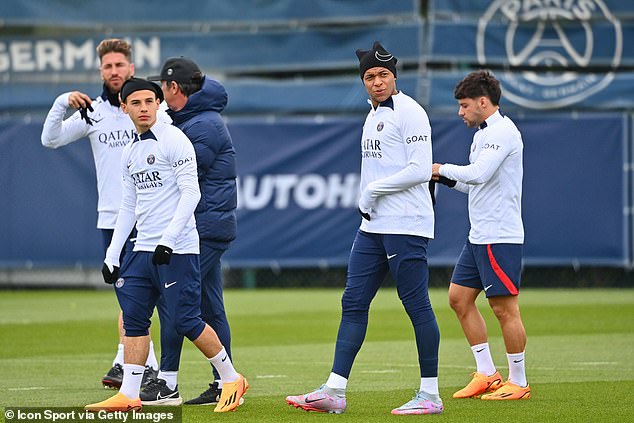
[356,41,398,80]
[287,41,443,416]
[86,75,248,414]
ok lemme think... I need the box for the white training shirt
[105,121,201,267]
[440,110,524,244]
[41,93,135,229]
[358,91,434,238]
[41,93,171,229]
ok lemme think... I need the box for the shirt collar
[100,84,121,108]
[379,96,394,110]
[479,109,504,130]
[133,130,157,142]
[367,92,397,111]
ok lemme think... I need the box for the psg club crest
[476,0,622,109]
[115,278,125,288]
[147,154,155,165]
[377,122,384,131]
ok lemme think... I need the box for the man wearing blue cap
[286,41,443,416]
[85,78,248,413]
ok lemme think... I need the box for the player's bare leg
[480,295,530,399]
[102,312,157,389]
[448,284,488,345]
[449,283,503,398]
[488,296,526,353]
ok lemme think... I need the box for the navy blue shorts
[451,240,523,297]
[115,251,205,340]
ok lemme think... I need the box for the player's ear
[120,101,128,114]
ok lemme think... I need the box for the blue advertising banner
[0,113,630,267]
[226,118,362,266]
[0,120,100,266]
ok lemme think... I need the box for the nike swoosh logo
[164,281,177,289]
[476,348,485,353]
[484,284,493,291]
[513,359,524,363]
[157,391,178,400]
[131,371,143,375]
[387,254,398,260]
[222,355,228,362]
[375,51,394,62]
[304,395,325,404]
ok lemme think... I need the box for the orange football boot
[214,374,249,412]
[85,392,142,412]
[481,380,531,400]
[453,371,503,398]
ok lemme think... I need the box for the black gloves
[79,103,94,126]
[102,263,119,284]
[436,175,457,188]
[152,245,173,265]
[358,208,371,221]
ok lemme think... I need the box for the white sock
[325,372,347,390]
[472,342,496,376]
[158,371,178,390]
[120,364,144,399]
[507,352,527,387]
[145,341,159,370]
[113,344,124,366]
[208,347,240,383]
[419,377,439,396]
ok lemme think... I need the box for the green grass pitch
[1,287,633,422]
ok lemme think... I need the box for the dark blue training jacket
[167,76,237,245]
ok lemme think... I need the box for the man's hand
[431,163,443,177]
[68,91,93,110]
[431,163,457,187]
[68,91,95,125]
[152,245,173,265]
[102,263,120,284]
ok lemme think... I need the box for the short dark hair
[172,77,203,97]
[454,70,501,106]
[96,39,132,63]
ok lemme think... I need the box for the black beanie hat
[355,41,398,79]
[120,77,164,103]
